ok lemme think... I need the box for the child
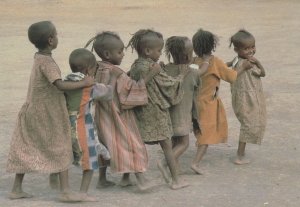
[127,29,189,189]
[64,48,113,201]
[228,29,267,165]
[84,31,160,191]
[6,21,94,202]
[190,29,250,174]
[163,36,209,172]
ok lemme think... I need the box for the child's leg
[119,173,135,187]
[159,139,189,190]
[135,172,156,191]
[58,169,82,202]
[96,156,115,189]
[172,135,189,171]
[79,170,97,202]
[191,144,208,175]
[234,141,250,165]
[49,173,59,189]
[9,173,33,199]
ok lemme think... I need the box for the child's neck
[138,54,155,62]
[38,48,52,55]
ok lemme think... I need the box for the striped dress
[94,61,149,173]
[65,73,112,170]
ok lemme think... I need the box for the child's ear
[104,50,110,60]
[144,48,151,56]
[48,36,54,46]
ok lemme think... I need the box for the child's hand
[83,76,95,87]
[248,56,260,66]
[150,63,162,76]
[241,60,253,70]
[110,67,123,78]
[159,61,165,68]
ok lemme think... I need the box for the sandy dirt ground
[0,0,300,206]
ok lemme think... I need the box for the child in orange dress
[191,29,250,174]
[6,21,94,202]
[228,29,267,165]
[163,36,209,172]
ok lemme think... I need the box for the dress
[193,56,237,145]
[164,63,201,136]
[231,57,267,144]
[64,72,112,170]
[7,53,73,173]
[94,61,148,173]
[129,58,184,143]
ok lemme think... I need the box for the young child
[6,21,94,202]
[127,29,189,190]
[84,31,160,191]
[228,29,267,165]
[163,36,209,172]
[64,48,113,201]
[190,29,250,174]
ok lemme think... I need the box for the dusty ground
[1,0,300,206]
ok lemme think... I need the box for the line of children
[6,20,266,202]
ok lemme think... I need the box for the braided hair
[126,29,163,54]
[229,29,254,48]
[84,31,121,59]
[164,36,189,63]
[192,29,219,57]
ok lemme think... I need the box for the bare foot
[81,193,98,202]
[190,164,204,175]
[119,177,134,187]
[49,173,59,190]
[157,161,171,183]
[171,180,189,190]
[234,156,251,165]
[9,191,33,200]
[137,180,157,192]
[59,191,82,203]
[96,180,115,189]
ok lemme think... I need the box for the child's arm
[236,60,253,76]
[142,63,161,83]
[54,76,95,91]
[248,57,266,77]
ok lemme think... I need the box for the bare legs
[172,135,189,172]
[79,170,97,202]
[9,173,33,199]
[58,170,82,202]
[158,139,189,190]
[49,173,59,189]
[234,141,250,165]
[191,144,208,175]
[96,156,115,188]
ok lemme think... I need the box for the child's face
[146,39,164,62]
[49,25,58,49]
[235,37,256,59]
[108,39,125,65]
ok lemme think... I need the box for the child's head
[127,29,164,62]
[192,29,218,57]
[230,29,256,59]
[165,36,193,64]
[28,21,58,50]
[85,31,124,66]
[69,48,97,76]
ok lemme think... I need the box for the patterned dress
[231,57,267,144]
[193,56,237,145]
[94,61,149,173]
[129,58,184,143]
[64,72,112,170]
[7,53,73,173]
[164,63,201,136]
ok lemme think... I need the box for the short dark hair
[69,48,96,73]
[84,31,121,59]
[165,36,189,63]
[28,21,55,49]
[229,29,254,48]
[192,29,218,57]
[126,29,163,54]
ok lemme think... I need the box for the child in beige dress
[228,29,267,165]
[6,21,94,202]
